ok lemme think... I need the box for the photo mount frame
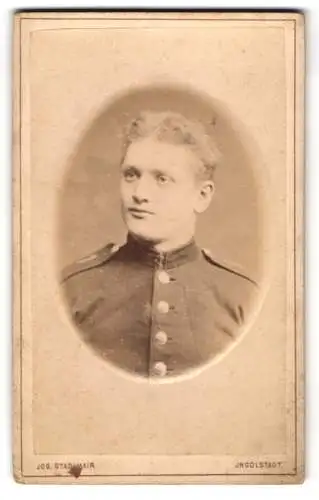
[13,11,305,484]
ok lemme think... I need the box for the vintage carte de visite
[13,11,304,484]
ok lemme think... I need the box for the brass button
[153,361,167,376]
[157,301,169,314]
[158,270,170,284]
[155,331,168,345]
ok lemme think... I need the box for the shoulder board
[201,248,258,287]
[61,243,120,283]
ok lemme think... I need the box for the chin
[130,230,162,244]
[126,225,163,244]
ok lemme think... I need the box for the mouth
[128,207,154,219]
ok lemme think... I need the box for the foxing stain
[68,464,82,478]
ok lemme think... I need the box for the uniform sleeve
[223,274,258,326]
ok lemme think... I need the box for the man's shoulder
[197,248,258,325]
[200,248,258,288]
[61,242,120,283]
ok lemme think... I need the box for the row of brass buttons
[153,269,170,377]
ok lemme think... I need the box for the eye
[122,167,139,182]
[156,174,170,185]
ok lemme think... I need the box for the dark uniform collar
[124,233,201,269]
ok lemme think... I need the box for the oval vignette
[56,84,266,380]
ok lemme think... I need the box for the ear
[194,181,215,214]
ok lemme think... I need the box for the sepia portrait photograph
[60,93,260,379]
[13,11,304,484]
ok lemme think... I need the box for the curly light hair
[122,111,221,180]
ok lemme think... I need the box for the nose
[132,177,150,204]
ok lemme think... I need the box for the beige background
[14,13,303,483]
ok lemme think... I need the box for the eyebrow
[152,168,173,178]
[122,164,172,176]
[121,164,140,171]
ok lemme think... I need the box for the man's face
[120,137,213,244]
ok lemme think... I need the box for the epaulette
[201,248,258,287]
[61,242,120,283]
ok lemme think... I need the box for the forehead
[123,137,200,175]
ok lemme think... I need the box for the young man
[62,112,257,378]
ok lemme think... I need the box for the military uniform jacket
[62,235,257,378]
